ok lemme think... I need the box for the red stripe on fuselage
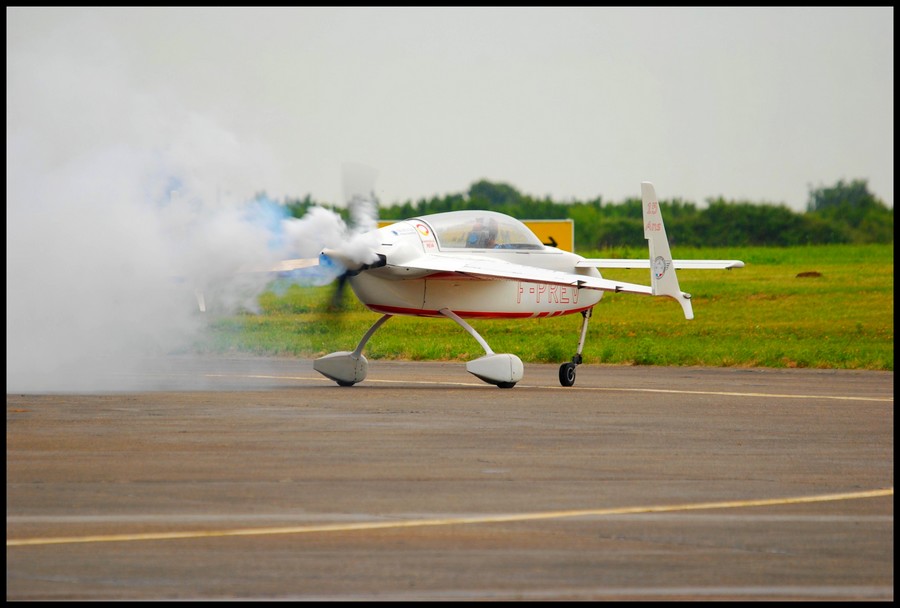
[365,304,594,319]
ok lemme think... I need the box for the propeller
[327,162,381,311]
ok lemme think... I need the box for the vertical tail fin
[641,182,694,320]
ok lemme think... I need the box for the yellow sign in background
[522,219,575,252]
[377,219,575,252]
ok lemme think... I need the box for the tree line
[282,178,893,250]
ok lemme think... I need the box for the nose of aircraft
[320,248,387,273]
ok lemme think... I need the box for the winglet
[642,182,694,320]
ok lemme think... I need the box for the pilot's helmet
[486,218,499,241]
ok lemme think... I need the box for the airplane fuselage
[348,212,604,319]
[312,183,741,388]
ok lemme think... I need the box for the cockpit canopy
[416,210,545,251]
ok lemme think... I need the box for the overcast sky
[5,7,894,391]
[8,6,894,210]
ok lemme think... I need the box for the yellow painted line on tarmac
[8,488,892,547]
[565,386,893,403]
[210,374,894,403]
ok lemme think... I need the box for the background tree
[288,177,892,249]
[806,179,893,243]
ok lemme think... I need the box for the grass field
[197,244,893,371]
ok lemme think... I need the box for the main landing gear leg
[559,308,592,387]
[439,308,524,388]
[313,314,392,386]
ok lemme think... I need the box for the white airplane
[257,182,744,388]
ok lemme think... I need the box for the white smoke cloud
[6,17,373,392]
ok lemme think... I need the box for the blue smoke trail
[242,194,290,253]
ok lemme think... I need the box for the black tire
[496,382,516,389]
[559,362,576,387]
[337,380,356,387]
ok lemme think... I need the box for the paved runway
[6,357,894,600]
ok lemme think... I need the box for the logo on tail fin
[652,256,669,279]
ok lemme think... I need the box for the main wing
[236,258,321,273]
[394,254,654,296]
[577,259,744,269]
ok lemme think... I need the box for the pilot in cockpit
[466,217,498,248]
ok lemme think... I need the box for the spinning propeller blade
[325,162,382,311]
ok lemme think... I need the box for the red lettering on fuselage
[517,282,577,305]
